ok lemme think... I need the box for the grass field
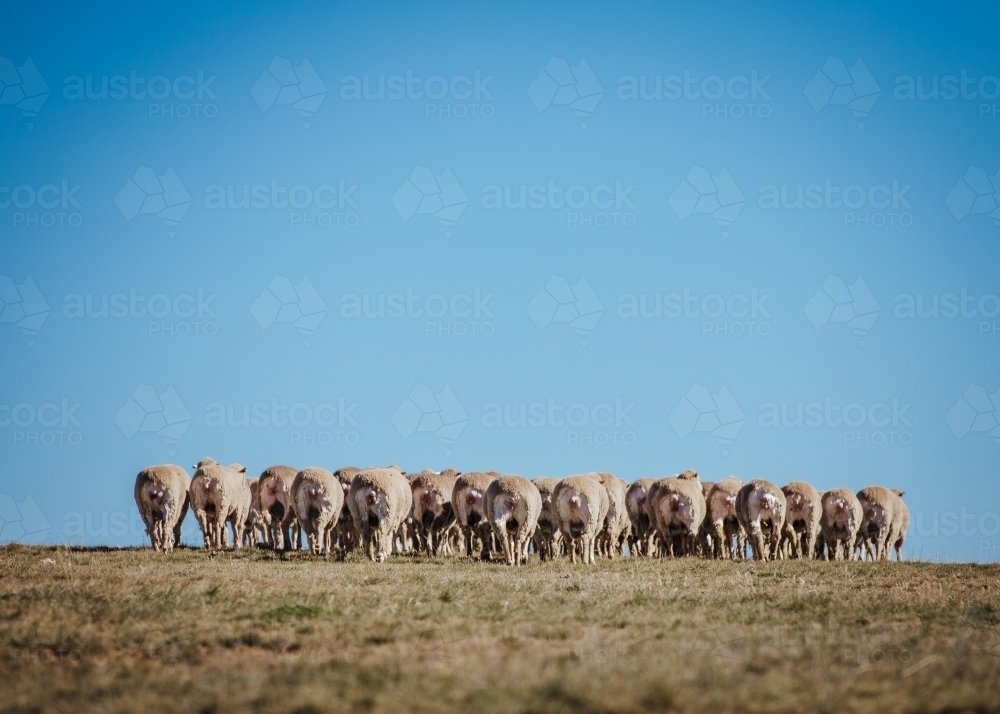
[1,545,999,714]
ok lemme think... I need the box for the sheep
[292,467,344,555]
[819,488,864,561]
[531,477,563,561]
[485,475,542,565]
[625,478,658,556]
[706,476,745,559]
[856,486,901,561]
[552,474,609,564]
[134,464,191,552]
[780,481,822,559]
[189,458,249,550]
[736,479,787,561]
[409,469,460,555]
[348,467,412,563]
[452,471,499,560]
[257,465,299,550]
[889,489,909,561]
[594,473,630,559]
[333,466,361,554]
[649,470,706,557]
[243,477,266,547]
[696,480,717,557]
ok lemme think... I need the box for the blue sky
[1,0,998,559]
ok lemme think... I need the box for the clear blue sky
[1,0,998,560]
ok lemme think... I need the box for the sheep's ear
[230,463,247,474]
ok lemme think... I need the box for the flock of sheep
[134,460,910,564]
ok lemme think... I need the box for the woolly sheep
[552,474,609,564]
[410,469,460,555]
[348,467,412,563]
[649,470,706,557]
[889,489,908,561]
[452,471,499,560]
[257,465,299,550]
[531,477,563,561]
[189,458,249,550]
[856,485,901,561]
[486,475,542,565]
[736,479,787,561]
[334,466,361,554]
[625,478,658,557]
[781,481,822,559]
[134,464,191,552]
[594,473,630,559]
[707,476,745,559]
[819,488,864,561]
[292,467,344,555]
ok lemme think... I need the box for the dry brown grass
[1,544,999,714]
